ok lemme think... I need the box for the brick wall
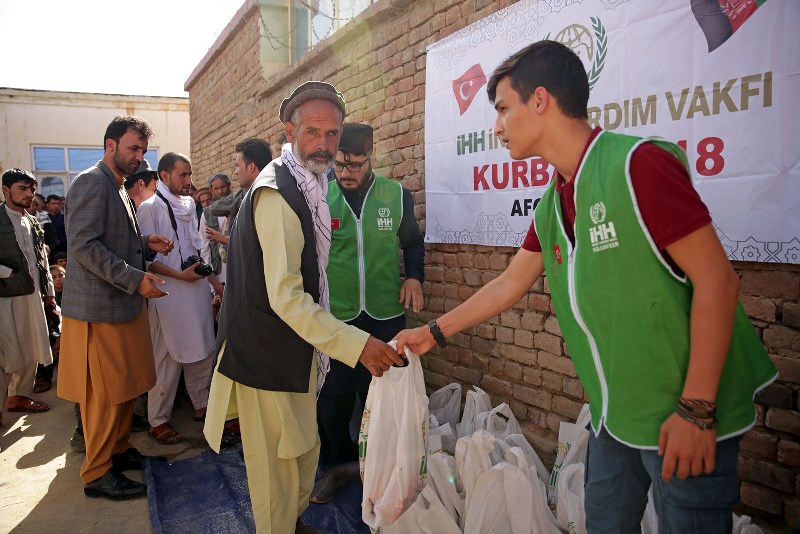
[186,0,800,529]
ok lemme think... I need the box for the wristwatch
[427,319,447,348]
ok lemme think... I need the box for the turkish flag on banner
[452,63,487,116]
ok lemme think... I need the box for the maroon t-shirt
[521,128,711,275]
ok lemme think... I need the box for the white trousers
[147,330,213,427]
[1,360,37,408]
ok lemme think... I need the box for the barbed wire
[257,0,373,52]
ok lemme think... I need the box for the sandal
[5,396,50,413]
[192,407,207,422]
[149,423,183,444]
[33,377,52,393]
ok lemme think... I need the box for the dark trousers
[316,312,405,471]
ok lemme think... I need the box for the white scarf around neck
[280,143,332,394]
[157,181,205,254]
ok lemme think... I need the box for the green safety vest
[327,175,405,321]
[534,130,777,448]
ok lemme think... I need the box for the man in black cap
[204,81,405,534]
[310,123,425,503]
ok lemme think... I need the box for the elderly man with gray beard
[204,81,405,534]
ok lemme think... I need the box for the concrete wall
[185,0,800,529]
[0,88,189,197]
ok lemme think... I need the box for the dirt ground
[0,373,209,534]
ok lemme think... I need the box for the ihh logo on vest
[588,202,618,253]
[377,207,393,232]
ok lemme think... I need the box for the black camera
[181,255,213,277]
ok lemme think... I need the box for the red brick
[740,481,783,515]
[740,429,778,460]
[514,329,534,348]
[537,351,577,377]
[777,439,800,468]
[496,326,514,344]
[463,270,482,286]
[764,326,800,352]
[770,355,800,384]
[513,384,552,410]
[534,332,562,355]
[528,293,550,312]
[544,316,562,336]
[563,377,584,400]
[475,324,495,339]
[784,302,800,328]
[500,311,521,328]
[523,367,542,386]
[504,361,522,380]
[737,456,795,492]
[452,365,482,385]
[542,370,563,391]
[488,358,504,375]
[740,294,777,322]
[786,496,800,527]
[520,311,546,332]
[488,253,508,270]
[552,395,584,420]
[500,344,537,366]
[481,375,512,397]
[765,408,800,434]
[755,382,794,408]
[470,336,496,355]
[740,270,800,299]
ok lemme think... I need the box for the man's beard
[295,144,333,175]
[113,151,139,176]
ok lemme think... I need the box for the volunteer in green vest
[394,40,777,533]
[311,123,425,504]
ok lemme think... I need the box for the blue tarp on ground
[143,445,369,534]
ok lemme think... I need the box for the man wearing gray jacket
[58,115,173,500]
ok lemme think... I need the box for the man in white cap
[204,81,406,533]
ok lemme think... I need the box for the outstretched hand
[358,336,406,377]
[393,325,436,357]
[137,272,168,298]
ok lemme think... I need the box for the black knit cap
[279,81,346,124]
[338,123,374,155]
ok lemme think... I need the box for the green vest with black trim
[327,175,404,321]
[534,130,777,448]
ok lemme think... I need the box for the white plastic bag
[464,462,533,534]
[477,402,523,442]
[641,488,658,534]
[733,513,765,534]
[379,484,462,534]
[430,383,462,430]
[498,434,550,488]
[555,462,586,534]
[504,447,560,533]
[429,418,456,456]
[455,429,496,500]
[548,403,591,505]
[428,451,465,527]
[359,345,429,529]
[457,386,492,439]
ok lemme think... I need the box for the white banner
[424,0,800,263]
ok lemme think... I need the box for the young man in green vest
[395,40,777,533]
[311,123,425,503]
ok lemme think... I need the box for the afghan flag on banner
[691,0,769,52]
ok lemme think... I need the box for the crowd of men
[1,40,777,534]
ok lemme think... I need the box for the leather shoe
[83,469,146,499]
[112,447,166,471]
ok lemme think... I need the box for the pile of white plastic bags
[359,366,765,534]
